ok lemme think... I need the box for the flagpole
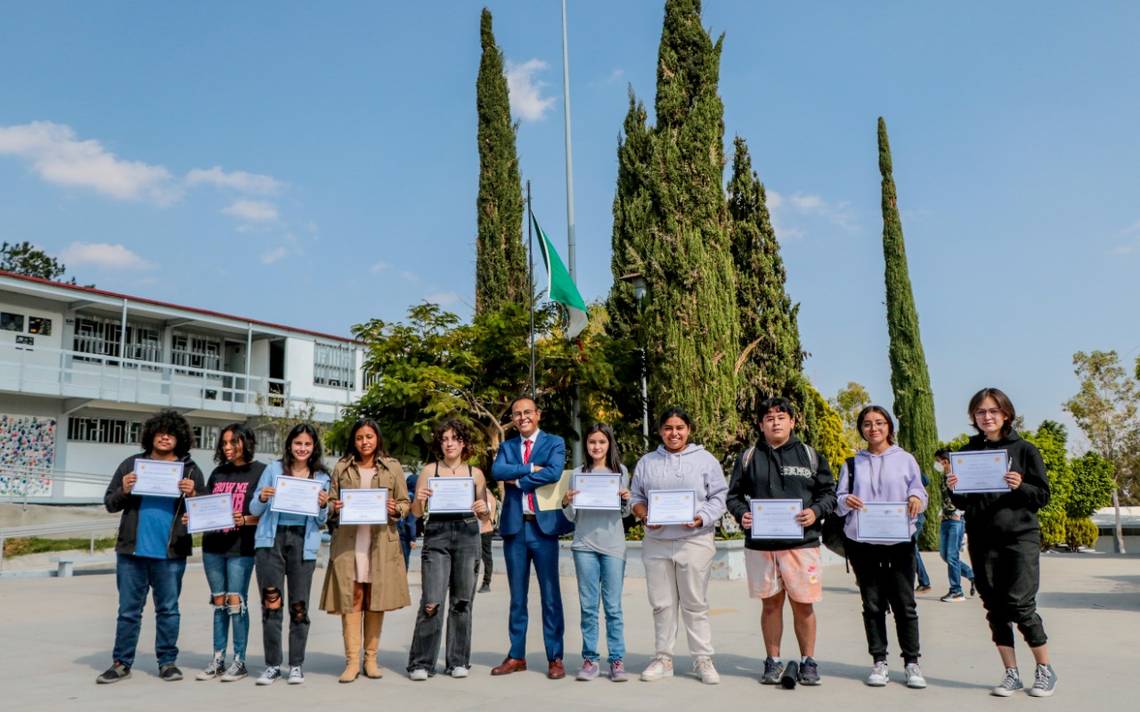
[561,0,583,468]
[527,180,536,400]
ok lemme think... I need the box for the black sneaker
[760,657,784,685]
[159,663,184,682]
[96,662,131,684]
[940,591,966,602]
[780,661,799,689]
[798,657,821,686]
[968,580,976,597]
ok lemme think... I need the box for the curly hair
[140,409,194,458]
[432,418,472,460]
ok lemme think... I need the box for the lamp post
[621,273,650,451]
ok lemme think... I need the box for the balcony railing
[0,342,348,422]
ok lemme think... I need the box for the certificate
[750,498,803,539]
[951,449,1010,494]
[428,477,475,514]
[186,493,235,534]
[132,459,184,498]
[647,489,696,525]
[271,475,323,516]
[856,502,911,542]
[340,488,390,525]
[573,474,622,511]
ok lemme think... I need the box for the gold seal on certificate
[428,477,475,514]
[132,459,185,498]
[750,498,803,539]
[340,488,389,524]
[647,489,696,525]
[573,474,621,511]
[951,450,1010,493]
[856,502,911,542]
[186,493,235,533]
[271,475,323,517]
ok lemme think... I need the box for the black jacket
[104,453,207,558]
[949,431,1049,542]
[726,436,837,551]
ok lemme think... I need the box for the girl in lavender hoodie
[835,405,928,689]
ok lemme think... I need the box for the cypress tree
[642,0,738,455]
[474,7,527,314]
[609,90,654,342]
[727,136,805,442]
[878,117,941,547]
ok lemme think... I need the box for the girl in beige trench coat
[320,419,410,682]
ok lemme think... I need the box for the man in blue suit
[489,396,573,679]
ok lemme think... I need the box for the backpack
[821,456,857,559]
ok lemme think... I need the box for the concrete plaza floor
[1,550,1137,711]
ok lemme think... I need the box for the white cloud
[506,59,556,122]
[766,189,858,235]
[399,270,420,283]
[369,260,390,273]
[424,291,461,307]
[222,199,278,223]
[260,246,289,264]
[59,242,153,270]
[0,121,179,204]
[186,166,283,195]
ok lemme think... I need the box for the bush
[1038,509,1068,550]
[1065,516,1100,550]
[1067,453,1115,519]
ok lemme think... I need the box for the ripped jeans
[202,553,255,660]
[407,517,480,673]
[255,526,316,668]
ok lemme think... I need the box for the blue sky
[2,1,1138,445]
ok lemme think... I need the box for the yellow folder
[535,469,574,512]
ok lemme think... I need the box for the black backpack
[821,456,856,558]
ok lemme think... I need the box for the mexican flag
[532,213,588,339]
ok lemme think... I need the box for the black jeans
[847,540,921,663]
[475,531,494,586]
[407,518,480,673]
[255,527,316,668]
[969,532,1047,647]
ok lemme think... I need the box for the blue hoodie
[249,459,331,561]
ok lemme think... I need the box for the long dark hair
[656,407,694,431]
[140,409,193,458]
[433,418,472,460]
[582,423,622,473]
[283,423,327,474]
[214,422,256,465]
[345,418,386,463]
[968,387,1016,438]
[856,405,896,446]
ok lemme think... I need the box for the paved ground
[1,550,1136,711]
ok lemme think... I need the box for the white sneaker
[866,661,889,687]
[287,666,304,685]
[640,656,674,682]
[255,666,281,686]
[905,663,926,689]
[409,668,429,681]
[450,666,469,679]
[693,656,720,685]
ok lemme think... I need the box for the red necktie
[523,439,537,513]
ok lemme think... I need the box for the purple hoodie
[835,444,928,543]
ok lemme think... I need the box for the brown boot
[339,612,362,683]
[363,611,385,678]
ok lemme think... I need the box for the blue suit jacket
[491,431,574,537]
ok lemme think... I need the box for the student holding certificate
[629,408,727,686]
[321,419,410,683]
[249,423,331,686]
[834,406,928,689]
[97,410,206,685]
[191,424,266,683]
[726,397,835,687]
[561,423,631,682]
[406,419,491,681]
[947,388,1055,698]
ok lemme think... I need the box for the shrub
[1065,516,1100,550]
[1038,509,1068,550]
[1067,452,1115,519]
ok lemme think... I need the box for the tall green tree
[727,136,805,442]
[1,241,69,281]
[609,91,654,343]
[639,0,739,455]
[474,7,527,315]
[878,117,941,548]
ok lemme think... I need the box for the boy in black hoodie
[727,397,836,687]
[947,388,1056,698]
[96,409,206,685]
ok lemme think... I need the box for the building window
[67,417,142,445]
[73,316,160,364]
[256,428,283,455]
[172,332,222,373]
[28,316,52,335]
[192,425,220,451]
[1,311,24,332]
[314,343,355,388]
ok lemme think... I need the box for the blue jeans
[913,514,930,587]
[202,553,255,660]
[939,519,975,595]
[112,553,187,668]
[572,550,626,663]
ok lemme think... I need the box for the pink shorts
[744,547,823,603]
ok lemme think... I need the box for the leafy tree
[1023,420,1074,549]
[878,117,941,548]
[1068,452,1116,519]
[1064,350,1140,552]
[831,381,872,455]
[0,241,71,282]
[474,7,528,314]
[800,380,853,476]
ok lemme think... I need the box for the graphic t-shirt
[201,461,266,557]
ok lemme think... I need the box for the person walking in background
[249,423,331,686]
[399,469,419,568]
[935,448,975,602]
[97,409,206,684]
[476,485,498,593]
[913,470,933,594]
[321,419,411,683]
[947,387,1056,697]
[630,408,726,685]
[562,423,631,682]
[835,406,929,689]
[194,424,266,683]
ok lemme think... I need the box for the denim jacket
[249,459,331,561]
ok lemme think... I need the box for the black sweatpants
[847,540,921,662]
[968,532,1047,647]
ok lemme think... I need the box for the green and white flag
[532,214,588,339]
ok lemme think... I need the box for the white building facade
[0,271,365,503]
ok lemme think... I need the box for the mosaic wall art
[0,414,56,497]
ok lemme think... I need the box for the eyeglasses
[973,408,1004,419]
[511,409,537,419]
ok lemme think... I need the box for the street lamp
[620,273,650,450]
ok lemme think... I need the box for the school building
[0,270,365,503]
